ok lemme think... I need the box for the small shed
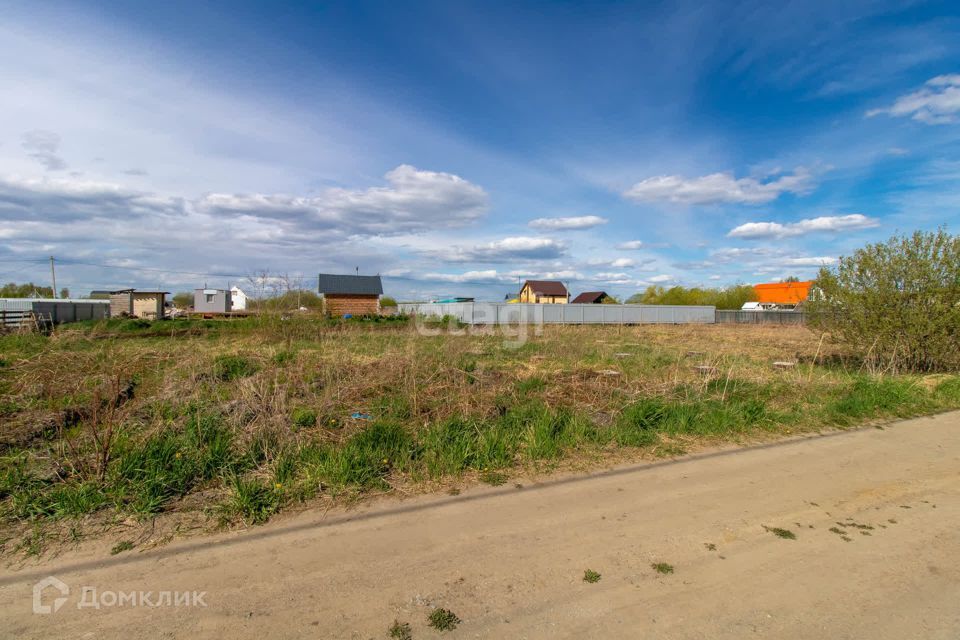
[571,291,612,304]
[519,280,568,304]
[318,273,383,316]
[194,288,232,313]
[109,289,168,319]
[230,286,249,311]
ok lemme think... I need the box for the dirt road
[3,412,960,639]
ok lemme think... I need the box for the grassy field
[2,316,959,557]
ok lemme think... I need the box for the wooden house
[518,280,569,304]
[318,273,383,316]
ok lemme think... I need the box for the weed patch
[763,525,796,540]
[389,620,412,640]
[428,608,461,631]
[212,354,258,381]
[583,568,601,583]
[110,540,134,555]
[651,562,674,575]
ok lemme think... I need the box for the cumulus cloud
[21,130,68,171]
[867,74,960,125]
[528,215,607,230]
[198,165,488,235]
[0,175,185,222]
[0,165,487,237]
[420,270,511,284]
[427,236,566,263]
[615,240,645,250]
[624,168,814,205]
[590,272,633,284]
[727,214,878,239]
[586,257,640,269]
[648,274,673,283]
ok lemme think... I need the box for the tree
[625,284,756,309]
[783,276,800,283]
[600,294,620,304]
[172,292,194,309]
[380,296,398,308]
[59,287,70,299]
[0,282,53,298]
[808,229,960,372]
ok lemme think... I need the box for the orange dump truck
[753,281,812,305]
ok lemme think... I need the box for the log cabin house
[318,273,383,316]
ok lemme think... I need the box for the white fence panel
[397,302,715,325]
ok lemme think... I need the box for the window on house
[206,294,215,303]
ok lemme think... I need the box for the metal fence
[0,298,110,329]
[715,310,807,325]
[397,302,715,325]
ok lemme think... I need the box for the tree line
[0,282,69,298]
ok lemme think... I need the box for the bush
[809,229,960,372]
[626,284,757,309]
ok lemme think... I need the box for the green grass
[110,540,134,555]
[828,377,932,424]
[764,526,796,540]
[583,568,601,583]
[223,475,280,524]
[291,407,317,429]
[212,354,259,381]
[651,562,674,575]
[428,608,461,631]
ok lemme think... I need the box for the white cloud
[587,257,636,269]
[591,272,633,284]
[867,74,960,125]
[0,175,185,222]
[426,236,566,263]
[781,256,836,267]
[199,165,488,235]
[624,168,814,205]
[727,214,878,239]
[648,274,673,283]
[528,215,607,230]
[615,240,645,250]
[421,270,510,284]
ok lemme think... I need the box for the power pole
[50,256,57,299]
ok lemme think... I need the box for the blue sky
[1,0,959,300]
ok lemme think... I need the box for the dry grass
[0,317,957,556]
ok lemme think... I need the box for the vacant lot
[1,317,959,557]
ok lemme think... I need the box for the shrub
[809,229,960,372]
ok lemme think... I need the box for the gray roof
[317,273,383,296]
